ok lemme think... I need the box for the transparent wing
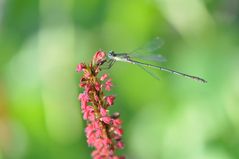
[136,64,161,81]
[129,54,167,62]
[129,37,164,54]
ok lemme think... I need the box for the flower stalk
[77,51,125,159]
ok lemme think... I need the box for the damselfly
[104,38,207,83]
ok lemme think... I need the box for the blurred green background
[0,0,239,159]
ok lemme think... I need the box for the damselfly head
[108,50,115,59]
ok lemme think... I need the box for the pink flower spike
[77,52,124,158]
[76,63,86,72]
[106,95,115,106]
[105,78,113,91]
[100,74,108,81]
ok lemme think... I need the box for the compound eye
[109,51,114,56]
